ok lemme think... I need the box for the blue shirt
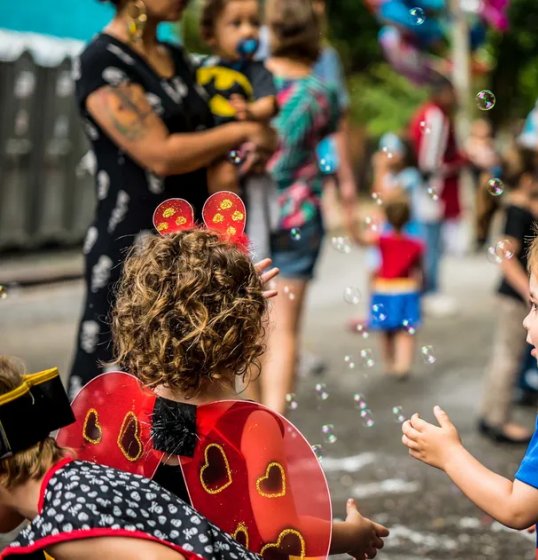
[515,415,538,490]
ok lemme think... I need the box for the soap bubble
[476,90,496,111]
[290,227,302,241]
[410,7,425,24]
[319,157,337,175]
[344,355,356,369]
[311,444,325,461]
[421,345,437,365]
[372,303,387,322]
[321,424,337,444]
[402,319,416,336]
[353,393,368,410]
[344,286,361,305]
[360,409,375,428]
[495,239,514,260]
[360,349,375,368]
[487,239,514,264]
[372,193,384,206]
[283,285,296,301]
[487,178,504,197]
[364,215,380,232]
[420,120,431,134]
[354,323,370,339]
[285,393,298,411]
[382,146,393,159]
[427,186,440,201]
[392,405,406,423]
[315,383,330,401]
[331,236,352,254]
[227,149,244,165]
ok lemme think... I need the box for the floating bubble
[353,393,368,410]
[410,7,425,24]
[364,215,380,232]
[354,323,370,339]
[343,286,361,305]
[487,178,504,197]
[321,424,337,444]
[402,319,416,336]
[290,227,302,241]
[372,193,384,206]
[421,345,437,365]
[427,186,440,201]
[382,146,394,159]
[487,239,515,264]
[227,149,244,166]
[315,383,330,401]
[344,355,356,369]
[419,120,431,134]
[360,408,375,428]
[319,157,337,175]
[495,239,514,260]
[285,393,298,411]
[486,245,502,264]
[476,90,496,111]
[392,405,406,423]
[283,285,296,301]
[311,444,325,461]
[331,236,352,254]
[360,348,375,368]
[372,303,387,322]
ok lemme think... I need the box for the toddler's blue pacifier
[237,38,260,59]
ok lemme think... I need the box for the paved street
[1,239,536,559]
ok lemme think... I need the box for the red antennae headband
[152,192,249,252]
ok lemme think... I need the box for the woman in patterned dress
[68,0,276,397]
[258,0,341,414]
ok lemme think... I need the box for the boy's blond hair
[0,356,65,489]
[113,230,267,397]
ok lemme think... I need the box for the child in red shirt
[359,196,424,379]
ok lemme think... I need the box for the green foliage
[347,63,428,136]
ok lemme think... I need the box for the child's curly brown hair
[112,230,267,397]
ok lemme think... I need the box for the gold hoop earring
[126,0,148,43]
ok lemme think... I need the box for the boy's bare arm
[402,406,538,529]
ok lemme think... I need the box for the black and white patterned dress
[68,33,214,397]
[1,459,259,560]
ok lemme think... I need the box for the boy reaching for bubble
[402,232,538,543]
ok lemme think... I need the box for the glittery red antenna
[152,198,196,235]
[153,192,249,253]
[202,192,248,252]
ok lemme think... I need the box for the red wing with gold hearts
[56,372,162,479]
[178,400,332,560]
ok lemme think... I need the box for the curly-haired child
[112,229,389,560]
[402,233,538,554]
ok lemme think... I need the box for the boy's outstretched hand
[402,405,462,470]
[341,498,389,559]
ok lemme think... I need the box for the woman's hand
[254,258,279,299]
[245,122,279,155]
[338,499,389,559]
[402,406,463,471]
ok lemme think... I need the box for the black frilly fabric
[151,397,198,457]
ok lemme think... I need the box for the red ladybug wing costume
[57,374,332,560]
